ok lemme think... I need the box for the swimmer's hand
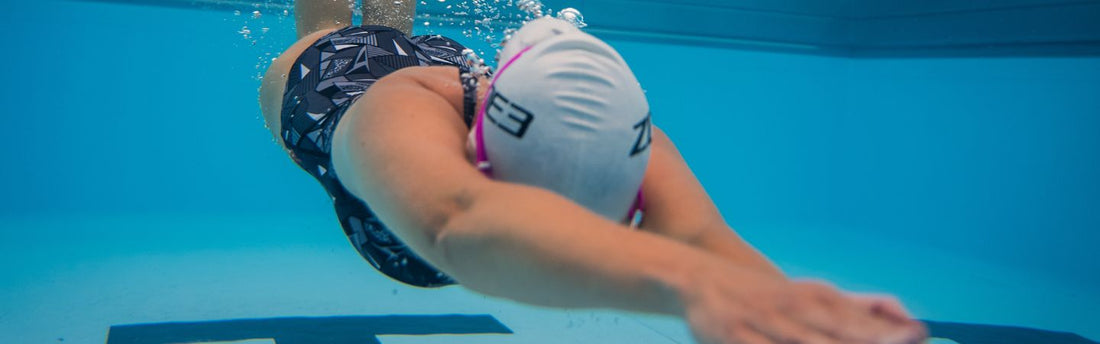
[679,269,927,344]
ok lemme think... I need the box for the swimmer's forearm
[694,226,786,280]
[436,182,738,316]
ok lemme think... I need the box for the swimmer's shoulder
[259,29,338,146]
[383,66,487,117]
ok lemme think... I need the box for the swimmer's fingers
[786,281,880,343]
[683,274,924,344]
[849,293,928,343]
[782,285,859,341]
[788,281,926,344]
[835,292,926,344]
[847,293,915,323]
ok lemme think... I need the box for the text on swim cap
[630,112,653,157]
[485,88,535,139]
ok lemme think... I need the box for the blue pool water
[1,1,1098,343]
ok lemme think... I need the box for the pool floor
[1,214,1096,344]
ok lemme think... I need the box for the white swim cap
[471,17,652,223]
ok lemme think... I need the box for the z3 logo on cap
[485,89,535,139]
[631,112,652,157]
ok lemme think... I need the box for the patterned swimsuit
[280,26,480,287]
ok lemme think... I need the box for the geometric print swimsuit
[280,25,480,287]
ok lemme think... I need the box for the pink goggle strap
[626,189,645,228]
[473,46,533,178]
[473,45,646,227]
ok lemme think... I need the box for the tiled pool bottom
[1,214,1096,344]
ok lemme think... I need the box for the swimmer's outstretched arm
[331,67,927,344]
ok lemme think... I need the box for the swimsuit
[280,26,479,287]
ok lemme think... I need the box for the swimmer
[258,1,928,343]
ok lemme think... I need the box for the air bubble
[517,0,544,18]
[440,0,589,62]
[461,49,492,79]
[556,8,587,28]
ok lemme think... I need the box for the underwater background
[0,0,1097,343]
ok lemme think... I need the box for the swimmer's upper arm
[639,127,785,278]
[638,127,727,239]
[330,67,475,267]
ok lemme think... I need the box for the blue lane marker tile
[922,320,1098,344]
[106,315,512,344]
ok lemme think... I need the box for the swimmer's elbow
[429,181,543,289]
[430,182,497,271]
